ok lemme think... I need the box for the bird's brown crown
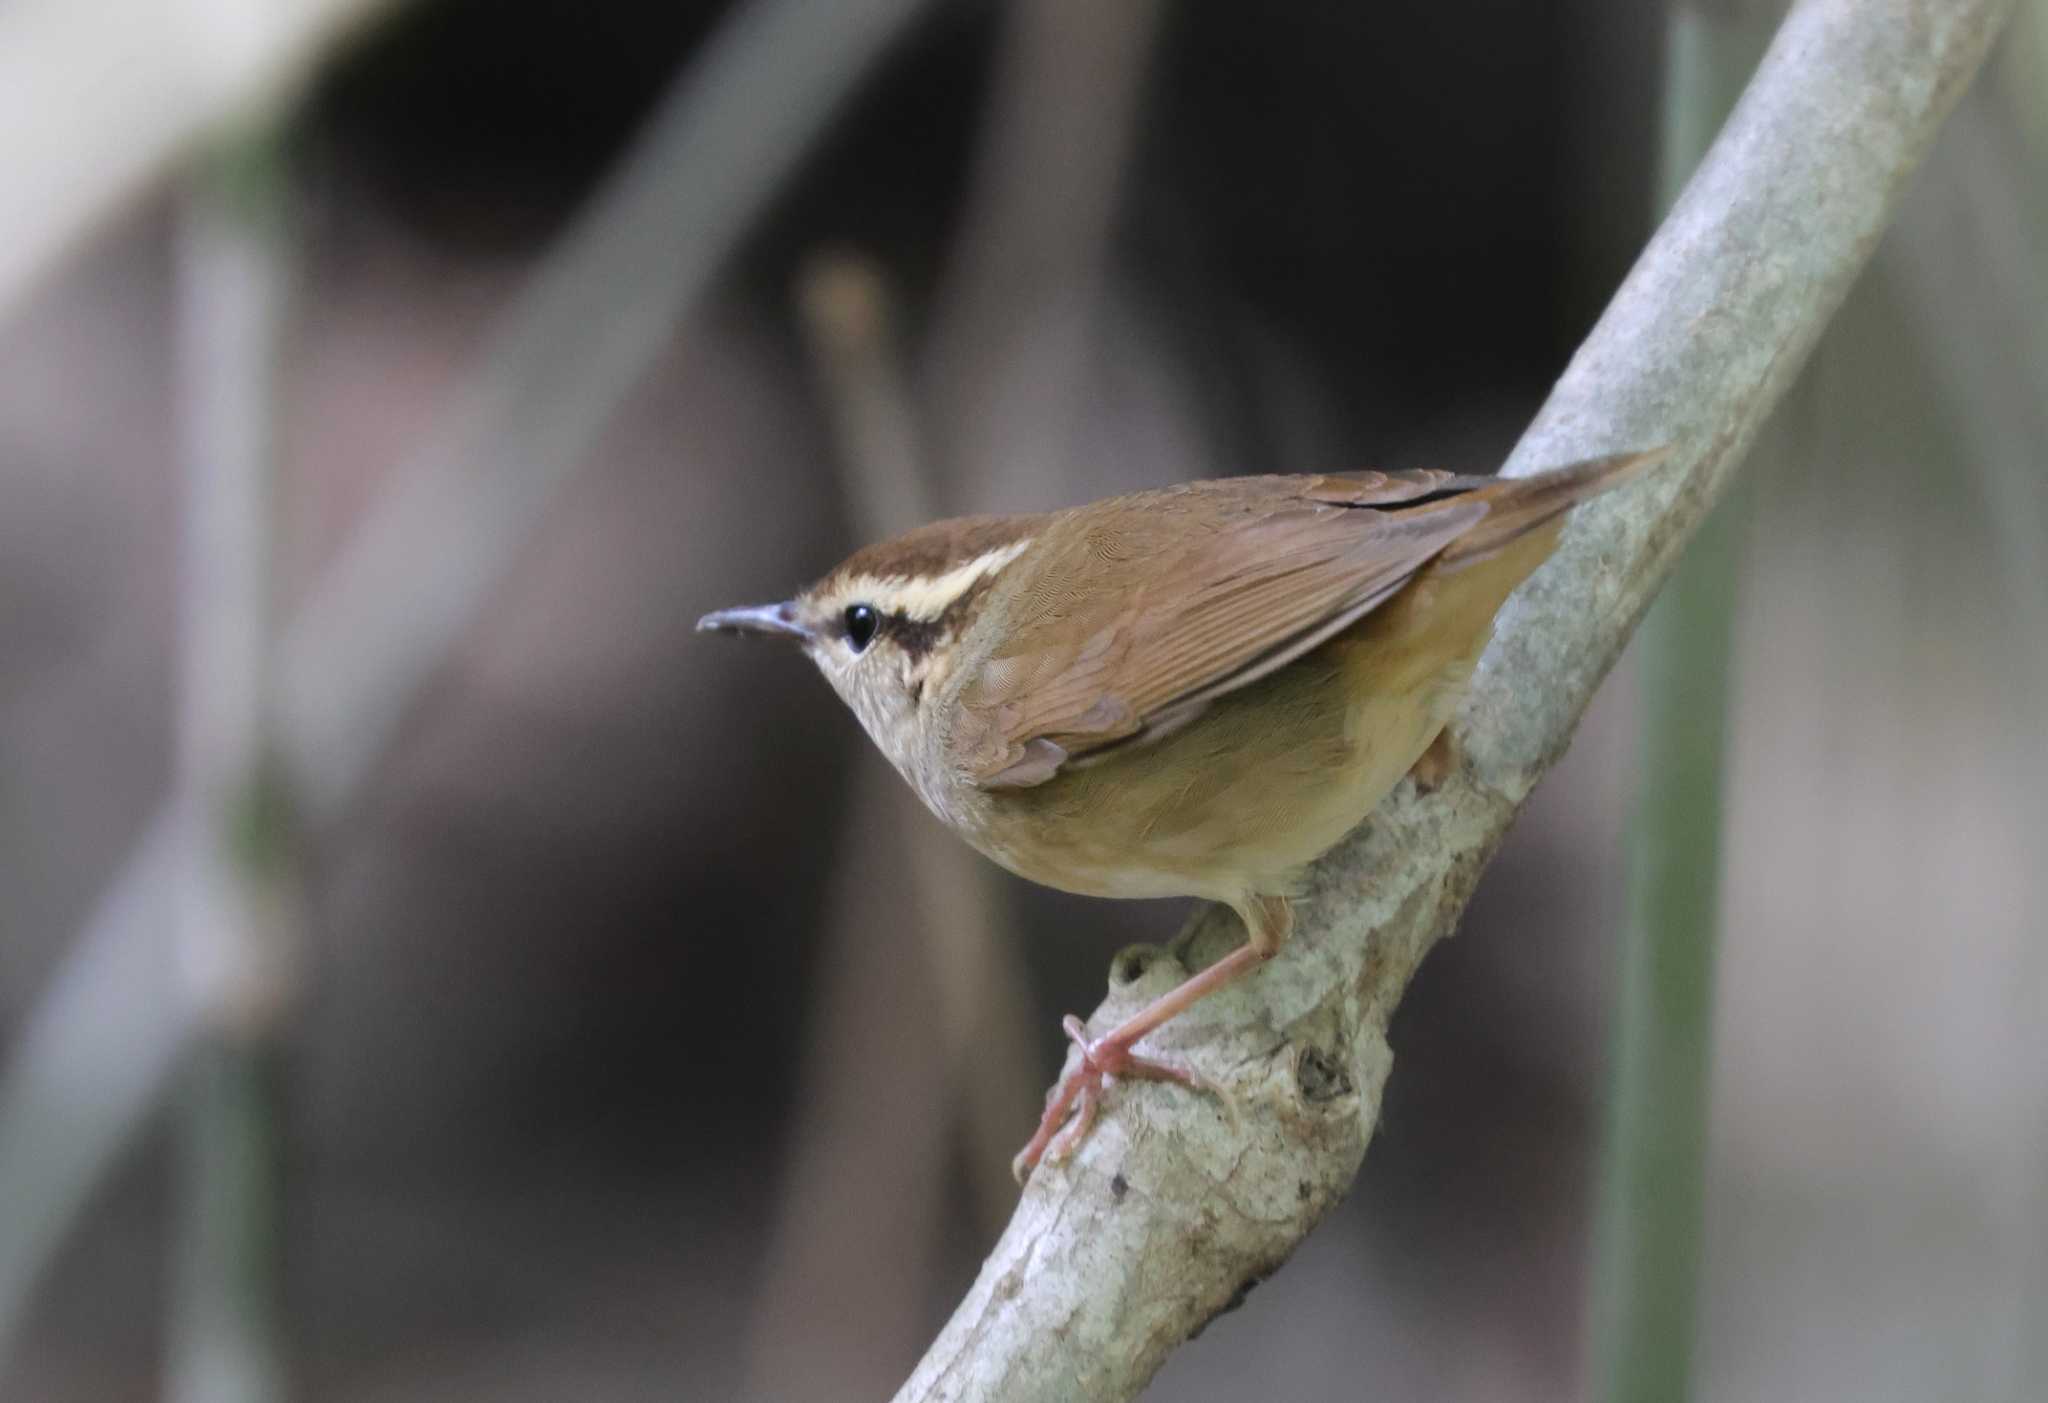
[803,512,1046,652]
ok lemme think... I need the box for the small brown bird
[700,449,1663,1179]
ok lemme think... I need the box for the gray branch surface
[893,2,2014,1400]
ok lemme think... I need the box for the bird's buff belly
[957,638,1463,907]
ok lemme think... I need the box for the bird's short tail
[1435,446,1671,569]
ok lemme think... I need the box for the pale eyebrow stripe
[837,538,1032,622]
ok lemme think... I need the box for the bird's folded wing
[953,471,1495,788]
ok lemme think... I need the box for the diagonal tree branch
[893,2,2015,1400]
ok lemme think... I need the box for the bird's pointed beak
[696,601,811,642]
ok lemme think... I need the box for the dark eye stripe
[841,600,950,663]
[890,616,944,661]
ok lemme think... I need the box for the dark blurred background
[2,1,2044,1399]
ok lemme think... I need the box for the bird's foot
[1407,726,1460,793]
[1010,1015,1208,1184]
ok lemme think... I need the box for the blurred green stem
[167,123,297,1403]
[173,1039,289,1403]
[1588,8,1768,1402]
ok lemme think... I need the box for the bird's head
[697,513,1042,763]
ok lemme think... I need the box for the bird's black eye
[843,603,880,652]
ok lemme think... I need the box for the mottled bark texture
[894,2,2015,1400]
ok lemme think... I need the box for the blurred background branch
[0,0,937,1371]
[0,0,401,322]
[796,250,1044,1228]
[1585,8,1770,1402]
[272,0,941,812]
[165,123,297,1403]
[743,2,1171,1377]
[741,250,1044,1402]
[897,1,2015,1398]
[922,0,1166,510]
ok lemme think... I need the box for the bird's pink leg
[1012,896,1290,1182]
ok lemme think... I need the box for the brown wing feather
[955,471,1494,787]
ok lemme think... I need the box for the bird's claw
[1010,1016,1212,1184]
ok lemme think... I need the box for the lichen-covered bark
[893,2,2015,1400]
